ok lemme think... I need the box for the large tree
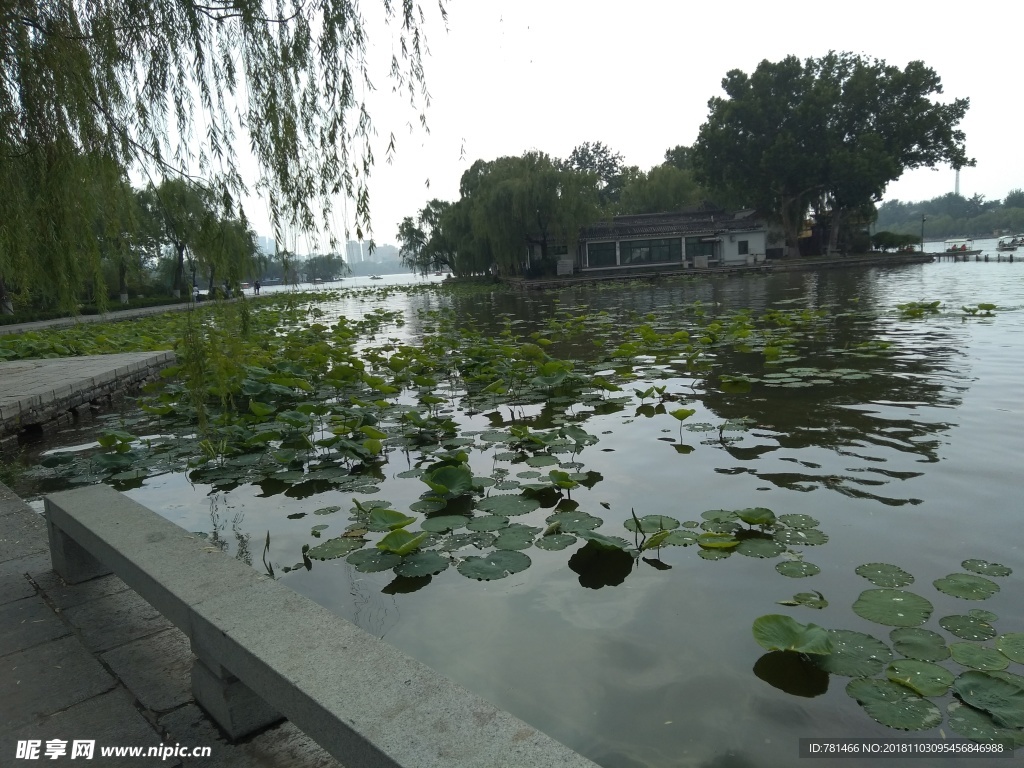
[0,0,443,312]
[397,199,459,276]
[567,141,626,207]
[694,52,972,256]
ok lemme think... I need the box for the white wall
[720,231,767,265]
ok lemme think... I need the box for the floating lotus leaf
[516,471,541,479]
[494,481,521,490]
[774,528,828,546]
[815,630,892,677]
[939,615,997,641]
[419,515,469,533]
[534,534,577,551]
[493,524,540,551]
[778,514,820,530]
[950,643,1009,671]
[737,507,776,526]
[395,551,449,578]
[701,509,739,523]
[953,671,1024,727]
[480,430,515,443]
[395,468,423,478]
[346,549,401,573]
[547,510,602,534]
[934,573,1000,601]
[962,559,1012,577]
[853,589,933,627]
[423,465,474,497]
[700,520,741,534]
[376,529,428,556]
[845,678,942,731]
[368,508,417,531]
[855,563,915,588]
[777,591,828,610]
[579,530,633,551]
[886,660,955,697]
[890,627,950,662]
[466,515,509,532]
[753,650,830,698]
[306,535,367,561]
[698,549,731,561]
[775,561,820,578]
[409,499,446,514]
[663,530,698,547]
[698,532,740,549]
[623,515,680,533]
[524,454,559,468]
[457,550,531,581]
[476,495,541,517]
[735,536,786,559]
[990,670,1024,689]
[752,614,833,655]
[996,633,1024,664]
[473,476,496,488]
[439,532,496,552]
[947,701,1024,747]
[310,524,329,537]
[969,609,999,622]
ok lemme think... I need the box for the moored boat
[996,237,1018,252]
[941,238,982,256]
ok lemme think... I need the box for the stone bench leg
[191,652,282,739]
[46,520,112,584]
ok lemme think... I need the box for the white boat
[369,275,383,280]
[941,238,982,256]
[997,237,1018,252]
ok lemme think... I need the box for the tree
[1003,189,1024,209]
[619,164,704,215]
[663,145,695,171]
[567,141,626,206]
[694,52,972,256]
[0,0,443,313]
[138,179,218,296]
[398,200,458,276]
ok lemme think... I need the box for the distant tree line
[875,191,1024,239]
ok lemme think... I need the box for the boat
[997,237,1018,252]
[369,275,383,280]
[941,238,982,256]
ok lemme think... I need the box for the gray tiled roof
[583,205,762,240]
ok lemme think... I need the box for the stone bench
[45,486,597,768]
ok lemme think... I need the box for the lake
[13,248,1024,766]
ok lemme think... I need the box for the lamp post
[920,214,927,252]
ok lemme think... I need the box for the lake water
[15,248,1024,766]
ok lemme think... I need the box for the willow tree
[0,0,444,313]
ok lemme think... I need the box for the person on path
[254,280,261,295]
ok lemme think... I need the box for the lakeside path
[0,300,206,337]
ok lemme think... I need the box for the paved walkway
[0,301,207,337]
[0,480,342,767]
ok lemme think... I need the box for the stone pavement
[0,480,343,767]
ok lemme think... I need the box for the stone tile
[0,508,48,563]
[0,635,115,730]
[61,590,172,653]
[0,552,51,579]
[0,570,34,606]
[102,628,194,713]
[32,570,130,610]
[0,595,70,657]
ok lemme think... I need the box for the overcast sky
[251,1,1021,248]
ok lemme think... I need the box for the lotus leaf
[939,615,997,641]
[855,563,915,588]
[423,465,474,497]
[440,532,497,552]
[476,495,541,517]
[950,643,1009,671]
[579,530,633,551]
[534,534,577,551]
[934,573,1000,601]
[775,561,820,578]
[824,631,894,676]
[777,514,820,529]
[990,670,1024,689]
[890,627,950,662]
[752,650,830,698]
[953,671,1024,727]
[735,536,786,559]
[663,530,698,547]
[395,551,450,578]
[524,454,559,468]
[886,660,954,697]
[962,559,1012,577]
[409,499,446,514]
[751,615,833,655]
[494,524,540,551]
[845,678,942,731]
[947,701,1024,747]
[737,507,776,526]
[996,633,1024,663]
[774,528,828,546]
[516,471,541,478]
[306,535,367,561]
[969,609,999,622]
[419,515,469,533]
[853,589,933,627]
[547,510,602,534]
[466,515,509,532]
[310,524,329,537]
[623,515,680,533]
[698,549,731,561]
[396,469,424,479]
[457,550,531,581]
[376,529,428,556]
[701,509,739,523]
[698,532,740,549]
[346,549,401,573]
[700,520,741,534]
[368,509,417,531]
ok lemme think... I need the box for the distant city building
[345,240,363,264]
[256,236,276,256]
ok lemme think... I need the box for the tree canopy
[694,52,972,256]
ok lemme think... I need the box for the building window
[685,237,716,259]
[738,240,749,255]
[587,241,616,268]
[620,238,682,266]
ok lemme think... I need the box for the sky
[247,1,1023,248]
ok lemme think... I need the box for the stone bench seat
[45,485,596,768]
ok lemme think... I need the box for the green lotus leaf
[815,630,892,677]
[423,465,474,497]
[953,671,1024,727]
[395,468,424,479]
[775,561,820,578]
[886,660,955,697]
[777,514,820,529]
[376,529,428,556]
[663,530,698,547]
[395,551,449,578]
[777,591,828,610]
[368,508,416,531]
[640,530,673,551]
[969,609,999,622]
[698,549,731,561]
[524,454,559,468]
[579,530,633,551]
[456,550,531,581]
[947,701,1024,747]
[939,615,997,641]
[493,524,540,551]
[476,495,541,517]
[853,589,933,627]
[934,573,1000,601]
[697,532,740,549]
[534,533,577,551]
[701,509,739,523]
[890,627,950,662]
[310,524,329,537]
[419,515,469,533]
[990,670,1024,689]
[700,520,741,534]
[480,430,515,443]
[623,514,680,533]
[439,532,497,552]
[855,562,915,588]
[737,507,776,526]
[774,528,828,546]
[996,634,1024,664]
[346,549,401,573]
[962,559,1012,577]
[409,499,446,514]
[547,510,602,534]
[845,678,942,731]
[950,643,1009,671]
[751,614,833,655]
[466,515,509,532]
[306,535,367,561]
